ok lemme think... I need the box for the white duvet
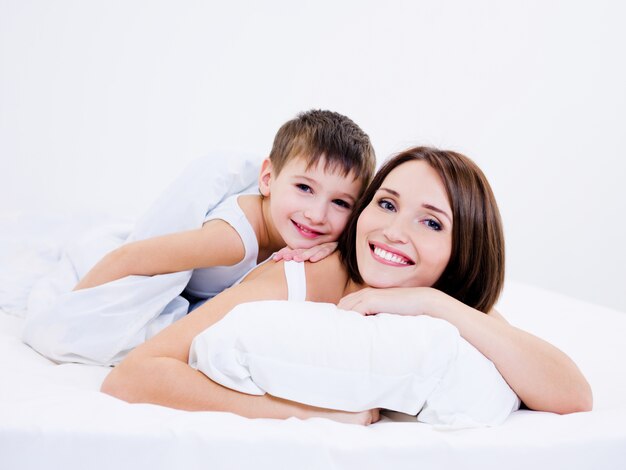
[18,154,260,365]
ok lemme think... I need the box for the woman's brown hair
[338,146,505,313]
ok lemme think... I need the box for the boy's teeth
[373,246,409,265]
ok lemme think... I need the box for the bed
[1,215,625,470]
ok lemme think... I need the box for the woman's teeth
[373,246,410,265]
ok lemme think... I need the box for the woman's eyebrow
[422,204,452,223]
[378,187,452,223]
[378,187,399,197]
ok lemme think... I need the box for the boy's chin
[290,236,333,250]
[289,241,318,250]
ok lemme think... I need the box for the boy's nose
[304,203,327,224]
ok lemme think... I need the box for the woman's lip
[369,241,414,266]
[291,220,323,239]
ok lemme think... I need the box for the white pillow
[189,300,520,427]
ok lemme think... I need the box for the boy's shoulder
[236,194,269,254]
[230,193,263,227]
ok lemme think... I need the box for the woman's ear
[258,158,273,197]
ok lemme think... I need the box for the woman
[102,147,592,424]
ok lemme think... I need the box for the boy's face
[260,156,363,250]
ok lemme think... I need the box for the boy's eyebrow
[378,187,452,223]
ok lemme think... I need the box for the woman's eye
[332,199,351,209]
[377,199,396,212]
[424,219,442,231]
[296,184,312,193]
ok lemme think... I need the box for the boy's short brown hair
[269,110,376,193]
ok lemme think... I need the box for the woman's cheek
[429,238,452,279]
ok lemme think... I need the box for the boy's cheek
[332,216,351,237]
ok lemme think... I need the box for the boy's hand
[272,242,338,263]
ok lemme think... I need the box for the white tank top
[185,194,262,299]
[233,259,307,300]
[230,259,307,302]
[283,260,307,301]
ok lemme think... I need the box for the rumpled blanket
[22,154,260,365]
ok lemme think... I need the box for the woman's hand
[338,286,438,316]
[351,408,381,426]
[273,242,338,263]
[322,408,380,426]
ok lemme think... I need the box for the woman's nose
[382,217,408,243]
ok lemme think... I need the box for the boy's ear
[258,158,273,197]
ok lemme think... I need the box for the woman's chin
[361,273,433,290]
[360,274,398,289]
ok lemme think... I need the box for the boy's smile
[291,220,325,239]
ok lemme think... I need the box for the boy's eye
[423,218,442,231]
[377,198,396,212]
[296,183,312,193]
[332,199,351,209]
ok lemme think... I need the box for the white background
[1,0,624,312]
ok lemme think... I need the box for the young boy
[74,110,376,306]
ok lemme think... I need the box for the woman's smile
[355,160,452,289]
[369,242,414,266]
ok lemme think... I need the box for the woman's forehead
[381,161,449,203]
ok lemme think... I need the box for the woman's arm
[74,220,246,290]
[338,287,593,414]
[105,350,377,424]
[101,257,378,424]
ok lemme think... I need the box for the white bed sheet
[2,212,626,469]
[2,279,626,470]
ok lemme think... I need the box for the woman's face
[355,160,453,289]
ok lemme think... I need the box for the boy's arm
[74,220,245,290]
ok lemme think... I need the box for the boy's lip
[291,220,324,239]
[368,241,415,266]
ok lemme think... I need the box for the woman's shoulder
[227,257,289,302]
[237,252,349,305]
[303,253,350,304]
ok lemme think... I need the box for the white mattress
[1,215,626,469]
